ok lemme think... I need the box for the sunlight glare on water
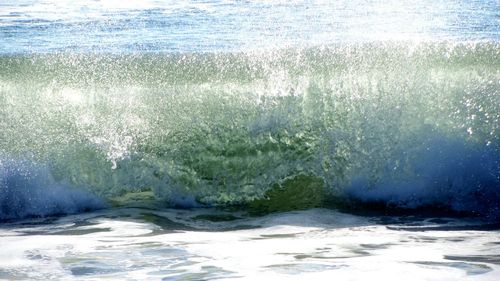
[0,0,498,53]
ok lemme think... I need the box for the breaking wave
[0,42,498,219]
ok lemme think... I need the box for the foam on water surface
[0,208,499,280]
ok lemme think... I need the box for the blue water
[0,0,499,54]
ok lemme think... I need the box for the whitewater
[0,0,499,280]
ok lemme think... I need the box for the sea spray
[0,157,104,220]
[0,42,498,219]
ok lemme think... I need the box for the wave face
[0,157,104,220]
[1,42,499,219]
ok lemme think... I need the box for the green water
[1,42,499,216]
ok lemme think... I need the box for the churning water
[0,1,499,280]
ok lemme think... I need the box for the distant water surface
[0,0,499,53]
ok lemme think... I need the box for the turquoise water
[0,1,499,220]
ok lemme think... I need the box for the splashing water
[1,42,498,219]
[0,0,499,220]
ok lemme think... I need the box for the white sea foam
[0,208,498,280]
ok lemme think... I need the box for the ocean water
[0,0,499,280]
[1,208,500,280]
